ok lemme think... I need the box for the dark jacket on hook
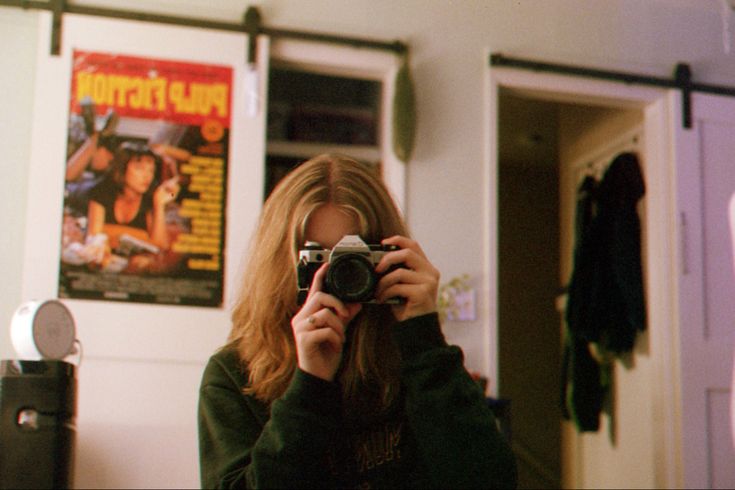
[562,151,646,432]
[566,151,646,353]
[561,175,604,432]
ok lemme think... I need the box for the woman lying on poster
[62,141,181,272]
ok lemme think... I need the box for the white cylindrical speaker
[10,300,76,360]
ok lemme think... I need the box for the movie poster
[59,50,232,307]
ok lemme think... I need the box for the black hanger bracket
[674,63,692,129]
[0,1,407,61]
[243,6,261,66]
[50,0,65,56]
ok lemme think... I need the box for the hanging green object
[392,53,416,163]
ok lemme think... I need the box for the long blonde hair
[230,154,408,412]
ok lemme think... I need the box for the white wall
[2,1,733,488]
[0,8,38,360]
[13,11,263,489]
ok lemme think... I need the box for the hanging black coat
[561,175,604,432]
[561,151,646,432]
[566,151,646,354]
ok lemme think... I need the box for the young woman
[198,154,517,489]
[86,141,180,250]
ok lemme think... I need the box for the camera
[297,235,403,305]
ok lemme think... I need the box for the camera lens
[326,253,376,302]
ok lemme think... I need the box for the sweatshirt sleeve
[198,352,341,489]
[393,313,518,489]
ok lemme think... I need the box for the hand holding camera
[297,235,403,305]
[291,262,362,382]
[292,234,439,380]
[373,235,440,322]
[297,234,440,322]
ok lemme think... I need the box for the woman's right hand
[291,263,362,382]
[153,176,181,208]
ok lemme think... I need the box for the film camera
[297,235,404,305]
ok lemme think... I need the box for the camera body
[297,235,402,305]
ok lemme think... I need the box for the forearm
[150,178,181,249]
[86,200,105,236]
[245,370,341,488]
[395,314,517,489]
[148,204,169,249]
[199,368,340,489]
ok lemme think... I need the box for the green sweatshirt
[198,313,517,489]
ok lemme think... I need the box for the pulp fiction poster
[59,50,232,307]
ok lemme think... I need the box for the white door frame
[485,65,682,488]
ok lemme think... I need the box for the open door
[673,92,735,489]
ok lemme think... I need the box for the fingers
[291,270,363,381]
[296,308,347,344]
[163,176,181,198]
[300,303,361,339]
[375,267,438,306]
[293,311,345,381]
[381,235,426,257]
[375,236,435,275]
[375,235,440,289]
[154,177,181,206]
[374,235,440,320]
[298,263,364,326]
[293,263,360,346]
[294,295,362,344]
[302,263,351,318]
[305,263,328,303]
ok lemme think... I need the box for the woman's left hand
[375,235,440,322]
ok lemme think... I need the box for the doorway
[497,90,561,489]
[497,87,645,489]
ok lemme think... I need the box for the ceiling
[498,89,560,167]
